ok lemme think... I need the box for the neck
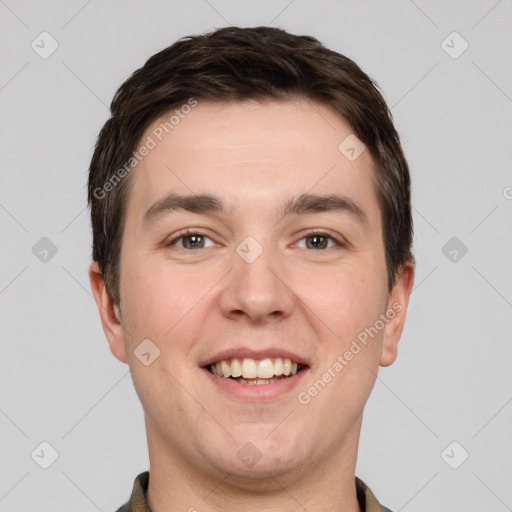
[145,419,363,512]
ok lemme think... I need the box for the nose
[218,241,294,324]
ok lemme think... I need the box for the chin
[219,453,309,491]
[206,425,312,483]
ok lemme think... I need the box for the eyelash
[296,232,347,250]
[165,229,347,250]
[165,229,218,249]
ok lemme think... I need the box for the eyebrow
[143,193,224,228]
[282,193,369,227]
[142,192,369,229]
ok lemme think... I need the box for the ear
[88,261,127,363]
[380,262,415,367]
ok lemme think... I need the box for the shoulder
[114,502,132,512]
[114,471,150,512]
[356,477,394,512]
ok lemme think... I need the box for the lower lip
[202,367,309,401]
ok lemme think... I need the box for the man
[88,26,415,512]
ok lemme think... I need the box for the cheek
[119,256,224,348]
[293,261,385,339]
[119,259,212,415]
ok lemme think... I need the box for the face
[90,98,414,487]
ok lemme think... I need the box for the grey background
[1,1,511,511]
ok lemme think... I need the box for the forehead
[125,98,380,229]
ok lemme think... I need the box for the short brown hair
[88,26,414,307]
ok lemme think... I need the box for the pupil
[308,235,327,249]
[185,235,203,249]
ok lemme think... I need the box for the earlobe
[88,261,128,363]
[379,262,415,367]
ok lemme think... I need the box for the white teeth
[209,356,303,381]
[283,358,292,376]
[257,358,275,379]
[230,358,242,378]
[242,358,258,379]
[220,360,230,378]
[238,378,277,385]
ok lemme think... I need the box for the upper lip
[199,347,309,368]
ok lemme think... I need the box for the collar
[117,471,393,512]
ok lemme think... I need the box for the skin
[90,98,414,511]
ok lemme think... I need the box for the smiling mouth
[206,357,307,385]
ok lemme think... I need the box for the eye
[166,231,217,250]
[296,233,345,250]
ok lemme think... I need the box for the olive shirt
[115,472,393,512]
